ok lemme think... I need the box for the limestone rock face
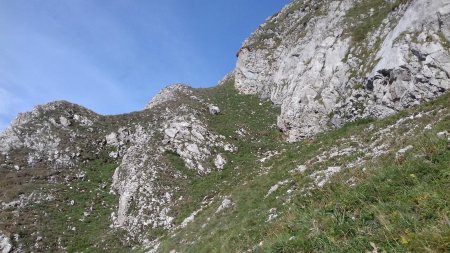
[109,94,236,243]
[235,0,450,141]
[1,0,450,251]
[161,113,233,175]
[110,124,175,243]
[144,84,193,110]
[0,101,100,168]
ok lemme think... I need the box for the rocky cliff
[0,0,449,252]
[236,0,450,141]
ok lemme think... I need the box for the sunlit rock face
[1,0,450,251]
[0,101,100,167]
[235,0,450,142]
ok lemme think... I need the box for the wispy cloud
[0,0,215,131]
[0,0,290,131]
[0,0,142,127]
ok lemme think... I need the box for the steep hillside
[0,0,449,252]
[157,80,450,252]
[236,0,450,141]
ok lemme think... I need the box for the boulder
[208,105,221,115]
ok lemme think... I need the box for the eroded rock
[396,145,414,159]
[144,84,193,110]
[215,197,232,214]
[162,114,233,175]
[214,154,227,170]
[235,0,450,142]
[208,105,221,115]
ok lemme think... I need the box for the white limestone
[235,0,450,142]
[0,233,11,253]
[215,197,232,214]
[214,154,227,170]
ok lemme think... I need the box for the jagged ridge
[1,0,450,252]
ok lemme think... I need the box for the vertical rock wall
[235,0,450,141]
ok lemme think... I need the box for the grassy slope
[39,159,126,253]
[163,80,284,227]
[4,0,444,251]
[158,80,450,252]
[1,78,447,252]
[0,154,131,252]
[0,107,163,252]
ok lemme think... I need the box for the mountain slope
[157,81,450,252]
[236,0,450,141]
[0,0,449,252]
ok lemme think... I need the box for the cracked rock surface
[235,0,450,141]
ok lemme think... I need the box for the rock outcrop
[235,0,450,141]
[110,103,236,243]
[0,101,100,168]
[144,84,194,110]
[1,0,449,252]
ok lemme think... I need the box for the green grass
[201,78,282,143]
[346,0,409,43]
[167,78,284,226]
[438,31,450,50]
[20,158,134,252]
[2,75,448,252]
[157,87,450,252]
[264,137,450,252]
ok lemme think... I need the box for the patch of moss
[438,31,450,50]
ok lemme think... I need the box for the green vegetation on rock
[346,0,409,43]
[0,155,133,252]
[156,80,450,252]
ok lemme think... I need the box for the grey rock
[396,145,414,159]
[214,154,226,170]
[144,84,192,110]
[180,208,202,228]
[266,208,278,223]
[0,101,99,168]
[235,128,247,137]
[265,180,289,198]
[0,233,11,253]
[290,165,307,174]
[106,132,119,146]
[208,105,221,115]
[437,131,449,139]
[309,167,342,188]
[215,197,232,214]
[1,192,55,211]
[162,114,233,175]
[224,144,238,153]
[110,125,175,242]
[59,116,71,127]
[235,0,450,142]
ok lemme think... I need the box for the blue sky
[0,0,290,130]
